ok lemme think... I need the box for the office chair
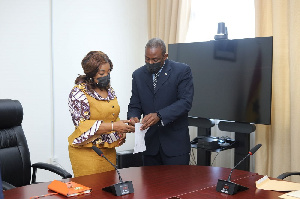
[0,99,72,190]
[277,172,300,180]
[0,162,4,199]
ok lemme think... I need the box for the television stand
[218,121,256,171]
[188,117,215,166]
[189,117,256,171]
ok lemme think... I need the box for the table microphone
[216,144,262,195]
[92,146,134,196]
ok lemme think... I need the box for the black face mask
[146,62,162,74]
[96,74,110,89]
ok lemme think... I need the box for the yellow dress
[68,84,121,177]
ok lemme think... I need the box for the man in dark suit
[127,38,194,166]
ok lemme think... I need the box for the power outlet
[49,157,58,166]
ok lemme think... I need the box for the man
[127,38,194,166]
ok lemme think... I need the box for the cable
[211,139,236,166]
[189,148,197,165]
[211,152,220,166]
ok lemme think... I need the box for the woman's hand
[113,120,135,133]
[118,132,126,145]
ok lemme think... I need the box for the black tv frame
[169,36,273,125]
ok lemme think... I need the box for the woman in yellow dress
[68,51,135,177]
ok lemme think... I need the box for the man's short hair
[145,38,166,55]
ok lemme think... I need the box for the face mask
[96,74,110,89]
[146,62,162,74]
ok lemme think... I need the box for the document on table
[133,123,149,154]
[256,175,300,191]
[256,175,300,199]
[279,190,300,199]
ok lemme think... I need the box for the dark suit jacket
[127,59,194,156]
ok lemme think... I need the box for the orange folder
[48,180,92,197]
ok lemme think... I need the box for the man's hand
[140,113,160,130]
[128,117,140,127]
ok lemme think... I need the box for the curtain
[147,0,191,51]
[254,0,300,182]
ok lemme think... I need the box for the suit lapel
[155,60,171,94]
[143,67,155,93]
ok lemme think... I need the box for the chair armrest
[2,181,16,190]
[31,162,72,183]
[277,172,300,180]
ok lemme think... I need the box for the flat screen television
[168,36,273,125]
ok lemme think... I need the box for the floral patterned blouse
[68,83,120,145]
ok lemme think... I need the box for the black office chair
[0,99,72,190]
[0,162,4,198]
[277,172,300,180]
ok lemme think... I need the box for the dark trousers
[143,145,190,166]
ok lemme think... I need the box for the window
[186,0,255,43]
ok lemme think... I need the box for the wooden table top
[4,165,285,199]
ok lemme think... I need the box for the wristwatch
[157,112,164,126]
[156,112,162,121]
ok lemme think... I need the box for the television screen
[168,37,273,124]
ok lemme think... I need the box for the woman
[68,51,134,177]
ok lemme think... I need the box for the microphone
[92,146,123,183]
[227,144,262,181]
[216,144,262,195]
[92,146,134,196]
[249,144,262,155]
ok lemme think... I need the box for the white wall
[0,0,53,175]
[0,0,148,181]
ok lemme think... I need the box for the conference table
[4,165,285,198]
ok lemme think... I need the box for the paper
[287,190,300,198]
[133,123,149,154]
[256,175,300,191]
[279,190,300,199]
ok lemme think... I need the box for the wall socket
[49,157,58,166]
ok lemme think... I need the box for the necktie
[153,72,159,90]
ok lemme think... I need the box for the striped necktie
[153,72,159,90]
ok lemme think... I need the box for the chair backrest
[0,99,31,187]
[0,162,4,198]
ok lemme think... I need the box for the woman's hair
[75,51,113,90]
